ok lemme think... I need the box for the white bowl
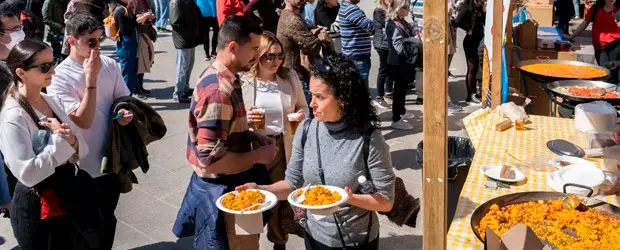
[288,185,349,211]
[480,165,526,183]
[216,189,278,215]
[557,165,606,187]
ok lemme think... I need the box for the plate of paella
[288,185,349,211]
[216,189,278,215]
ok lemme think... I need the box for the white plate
[480,165,526,183]
[216,189,278,215]
[547,171,600,197]
[556,165,605,188]
[288,185,349,210]
[548,156,597,169]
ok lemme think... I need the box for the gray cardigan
[285,119,396,247]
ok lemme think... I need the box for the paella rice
[520,63,608,79]
[296,186,342,206]
[221,190,265,211]
[477,197,620,250]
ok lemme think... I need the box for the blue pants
[156,0,169,29]
[174,48,196,98]
[116,34,138,94]
[573,0,580,17]
[351,57,371,89]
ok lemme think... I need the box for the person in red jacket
[217,0,245,26]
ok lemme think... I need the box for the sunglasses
[86,38,101,48]
[312,60,332,74]
[263,52,285,61]
[26,62,54,74]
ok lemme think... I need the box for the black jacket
[314,0,339,27]
[101,96,167,193]
[170,0,202,49]
[372,8,389,51]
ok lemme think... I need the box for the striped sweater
[337,1,374,58]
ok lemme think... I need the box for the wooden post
[423,0,448,248]
[491,0,504,108]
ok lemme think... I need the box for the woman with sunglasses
[237,55,395,250]
[112,0,155,95]
[0,40,90,250]
[240,31,308,250]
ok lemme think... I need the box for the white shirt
[47,56,130,178]
[0,94,89,187]
[254,79,284,135]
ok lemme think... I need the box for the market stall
[446,109,620,249]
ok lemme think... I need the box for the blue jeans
[116,34,138,94]
[174,48,195,98]
[156,0,169,29]
[573,0,580,17]
[352,57,371,89]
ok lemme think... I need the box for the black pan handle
[563,183,594,197]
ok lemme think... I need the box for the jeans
[201,17,219,56]
[299,74,313,118]
[375,49,393,97]
[573,0,580,17]
[116,34,139,94]
[351,56,371,89]
[174,48,196,98]
[594,39,620,84]
[155,0,169,29]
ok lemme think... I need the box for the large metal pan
[470,191,620,243]
[544,79,620,104]
[518,59,610,83]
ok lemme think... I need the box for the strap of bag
[315,124,373,248]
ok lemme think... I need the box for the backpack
[18,0,44,40]
[104,7,122,42]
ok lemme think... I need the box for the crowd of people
[0,0,491,250]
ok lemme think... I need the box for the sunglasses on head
[312,60,331,74]
[26,62,54,74]
[263,52,285,61]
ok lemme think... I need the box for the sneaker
[383,96,393,105]
[448,102,463,112]
[391,120,413,130]
[373,98,391,109]
[133,92,148,99]
[448,71,455,78]
[174,94,192,103]
[135,88,151,95]
[466,94,481,104]
[401,111,415,119]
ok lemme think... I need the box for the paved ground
[0,3,485,250]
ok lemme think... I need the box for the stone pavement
[0,3,481,250]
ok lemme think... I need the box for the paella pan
[544,80,620,104]
[518,59,610,83]
[470,191,620,249]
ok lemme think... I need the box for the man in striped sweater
[337,0,374,88]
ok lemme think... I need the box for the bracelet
[86,86,97,90]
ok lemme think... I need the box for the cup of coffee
[287,113,302,134]
[254,109,266,130]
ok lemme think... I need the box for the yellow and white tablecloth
[447,110,620,249]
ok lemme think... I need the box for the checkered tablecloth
[447,113,620,249]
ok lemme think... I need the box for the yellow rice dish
[477,197,620,250]
[296,186,342,206]
[221,190,265,211]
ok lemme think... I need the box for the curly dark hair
[310,55,380,135]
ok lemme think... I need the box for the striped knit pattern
[337,1,374,58]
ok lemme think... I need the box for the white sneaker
[401,111,415,119]
[391,120,413,130]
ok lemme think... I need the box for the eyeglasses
[25,62,54,74]
[0,25,23,36]
[263,52,285,61]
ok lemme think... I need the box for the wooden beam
[491,0,504,108]
[422,0,448,248]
